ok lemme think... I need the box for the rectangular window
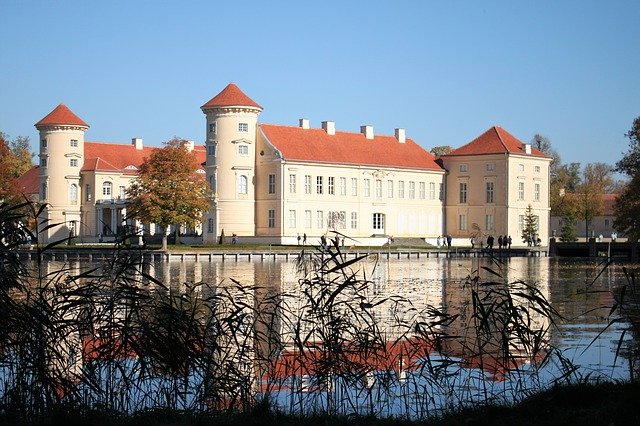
[439,183,444,200]
[69,158,78,167]
[70,139,78,147]
[375,179,382,198]
[485,214,494,231]
[518,214,524,231]
[486,163,494,172]
[85,184,91,201]
[289,210,296,228]
[268,210,275,228]
[409,181,415,199]
[387,180,394,198]
[364,179,370,197]
[268,174,276,194]
[534,183,540,201]
[419,182,426,199]
[209,123,216,134]
[316,176,323,194]
[209,176,216,191]
[208,218,214,233]
[238,145,249,156]
[41,139,47,148]
[518,181,525,200]
[486,181,494,203]
[350,212,358,229]
[519,164,525,172]
[40,158,47,167]
[398,181,405,198]
[535,165,540,173]
[328,176,335,195]
[305,175,312,194]
[351,178,358,196]
[238,122,248,132]
[459,214,467,231]
[289,174,296,193]
[459,182,467,203]
[340,211,347,229]
[460,164,468,172]
[304,210,312,228]
[316,210,323,228]
[207,145,216,155]
[429,182,436,200]
[339,177,346,195]
[373,213,385,231]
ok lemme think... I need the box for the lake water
[14,255,640,418]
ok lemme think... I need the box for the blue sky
[1,0,638,169]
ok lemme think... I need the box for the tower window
[69,159,78,167]
[238,145,249,156]
[268,174,276,194]
[41,139,47,148]
[207,144,216,156]
[41,158,47,167]
[69,184,78,204]
[238,123,248,132]
[238,175,248,194]
[70,139,78,147]
[209,123,216,134]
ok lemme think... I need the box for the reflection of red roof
[83,142,206,173]
[35,104,89,128]
[201,83,262,110]
[444,126,547,158]
[15,165,40,196]
[261,124,443,170]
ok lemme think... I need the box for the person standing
[498,235,503,250]
[436,235,442,249]
[303,233,307,245]
[446,234,452,249]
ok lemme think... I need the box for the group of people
[482,235,513,250]
[435,234,453,249]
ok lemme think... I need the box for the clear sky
[1,0,638,169]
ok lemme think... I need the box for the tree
[429,145,454,156]
[575,162,613,239]
[521,204,539,246]
[559,209,578,242]
[532,134,562,181]
[126,138,210,250]
[0,134,24,203]
[614,116,640,241]
[550,163,581,216]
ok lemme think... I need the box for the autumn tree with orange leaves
[126,138,209,250]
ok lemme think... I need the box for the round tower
[34,104,89,243]
[200,83,262,244]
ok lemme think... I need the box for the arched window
[238,175,248,194]
[69,184,78,204]
[103,182,112,198]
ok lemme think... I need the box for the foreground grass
[5,382,638,426]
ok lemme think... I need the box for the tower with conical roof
[34,104,89,243]
[201,83,263,243]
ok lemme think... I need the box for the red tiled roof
[444,126,548,158]
[35,104,89,128]
[15,165,40,196]
[83,142,206,173]
[260,124,443,171]
[201,83,262,110]
[603,193,618,216]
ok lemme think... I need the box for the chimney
[321,120,335,135]
[182,140,195,152]
[525,143,532,154]
[360,125,374,140]
[395,128,406,143]
[132,138,143,150]
[299,118,310,129]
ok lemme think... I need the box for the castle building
[26,83,550,246]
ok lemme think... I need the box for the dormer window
[238,123,248,132]
[125,165,138,170]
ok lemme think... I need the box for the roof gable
[201,83,262,110]
[445,126,547,158]
[260,124,442,171]
[35,104,89,128]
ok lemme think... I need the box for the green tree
[614,116,640,241]
[550,163,581,216]
[559,209,578,242]
[521,204,539,246]
[126,138,210,250]
[429,145,454,156]
[0,134,24,203]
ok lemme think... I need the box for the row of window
[458,181,541,204]
[456,213,540,232]
[270,174,444,200]
[206,143,249,156]
[207,122,249,134]
[458,163,541,173]
[40,139,79,148]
